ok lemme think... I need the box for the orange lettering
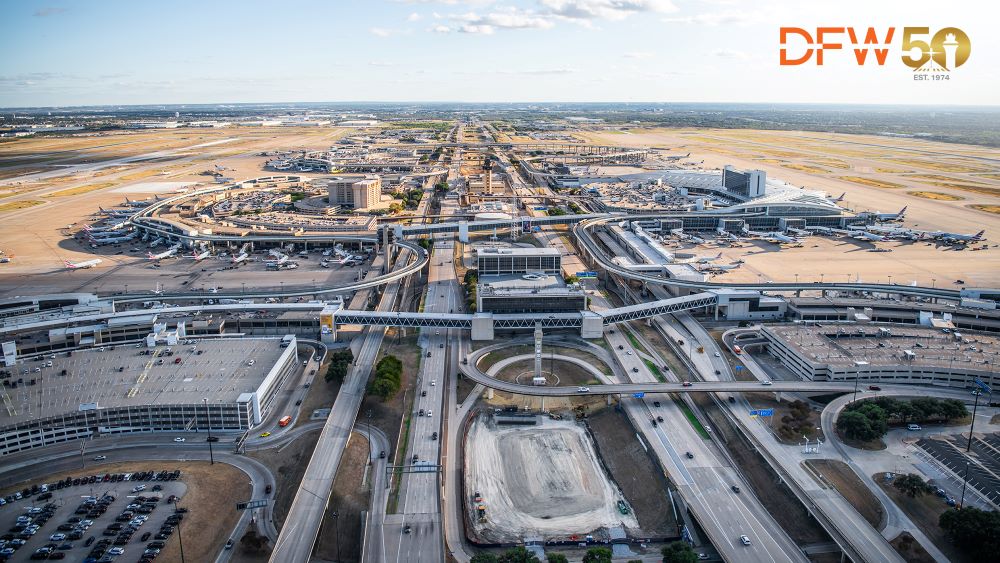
[780,27,814,65]
[815,27,844,65]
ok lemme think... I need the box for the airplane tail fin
[64,260,73,268]
[835,192,846,201]
[897,206,907,217]
[975,230,985,239]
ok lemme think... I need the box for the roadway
[268,248,410,563]
[383,160,467,563]
[384,236,457,563]
[358,425,391,563]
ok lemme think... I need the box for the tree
[837,410,875,441]
[546,555,569,563]
[470,554,498,563]
[893,473,931,498]
[661,541,698,563]
[582,547,612,563]
[939,507,1000,560]
[498,546,540,563]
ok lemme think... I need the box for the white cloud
[623,51,653,59]
[430,24,451,33]
[33,7,67,17]
[407,12,422,21]
[369,27,393,37]
[368,61,398,67]
[540,0,678,22]
[712,48,749,60]
[662,10,755,26]
[452,8,556,32]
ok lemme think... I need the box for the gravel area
[464,414,637,543]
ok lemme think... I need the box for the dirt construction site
[464,413,638,544]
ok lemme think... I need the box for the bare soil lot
[588,406,679,538]
[464,414,637,543]
[315,433,370,562]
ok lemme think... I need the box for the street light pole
[204,398,214,465]
[959,390,982,509]
[852,360,868,403]
[332,511,340,562]
[173,498,186,563]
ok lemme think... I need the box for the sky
[1,0,998,107]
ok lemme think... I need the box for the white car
[430,379,436,386]
[577,386,591,392]
[132,485,146,492]
[714,352,721,357]
[49,533,66,541]
[426,410,433,417]
[108,547,125,555]
[739,535,752,546]
[173,437,186,443]
[93,455,107,461]
[247,359,256,366]
[626,350,633,355]
[761,380,773,386]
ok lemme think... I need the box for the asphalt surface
[268,251,410,563]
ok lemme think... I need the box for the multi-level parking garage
[0,336,298,455]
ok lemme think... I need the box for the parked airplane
[933,229,986,244]
[852,231,885,242]
[859,207,907,222]
[98,207,134,218]
[231,252,249,264]
[833,192,846,202]
[91,233,138,245]
[64,258,102,269]
[85,221,127,233]
[698,262,742,273]
[147,246,180,260]
[186,250,210,261]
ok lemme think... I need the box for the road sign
[735,365,743,371]
[577,271,598,279]
[974,378,992,394]
[749,409,774,417]
[633,392,645,399]
[236,499,268,511]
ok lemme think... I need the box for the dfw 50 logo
[780,27,971,78]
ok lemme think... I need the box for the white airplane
[698,262,742,273]
[85,221,127,233]
[122,197,154,208]
[186,250,210,261]
[98,207,133,218]
[148,237,165,247]
[91,233,137,245]
[266,254,289,266]
[231,252,249,264]
[852,231,885,242]
[930,229,986,243]
[64,258,102,269]
[765,232,798,244]
[860,206,907,222]
[147,246,179,260]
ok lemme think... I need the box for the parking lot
[917,433,1000,507]
[0,469,189,562]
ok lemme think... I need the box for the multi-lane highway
[269,250,410,563]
